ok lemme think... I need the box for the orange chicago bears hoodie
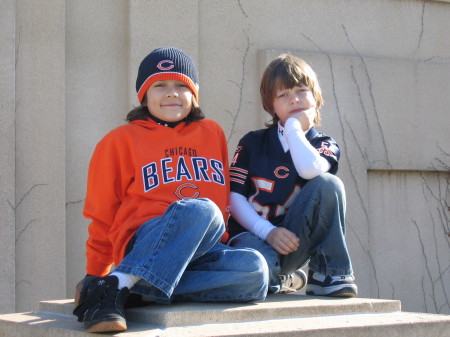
[83,118,230,276]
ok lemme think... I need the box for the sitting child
[228,53,357,297]
[73,47,268,333]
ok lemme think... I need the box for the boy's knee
[247,249,269,272]
[178,198,222,222]
[238,249,269,284]
[253,250,270,299]
[179,197,215,210]
[239,249,269,300]
[197,198,222,215]
[313,173,345,195]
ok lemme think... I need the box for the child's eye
[295,89,309,95]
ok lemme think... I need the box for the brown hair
[126,95,204,124]
[260,54,323,128]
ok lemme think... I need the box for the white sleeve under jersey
[283,117,330,180]
[230,191,276,240]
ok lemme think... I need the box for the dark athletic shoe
[73,275,130,333]
[74,275,96,307]
[305,269,358,297]
[279,269,307,293]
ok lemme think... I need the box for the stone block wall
[0,0,449,314]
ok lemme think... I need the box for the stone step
[1,295,450,337]
[40,293,401,327]
[136,311,450,337]
[1,309,450,337]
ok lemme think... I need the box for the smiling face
[145,80,193,122]
[272,85,317,126]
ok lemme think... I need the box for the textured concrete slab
[156,311,450,337]
[125,295,401,327]
[39,294,402,327]
[1,310,450,337]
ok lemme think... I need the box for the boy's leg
[280,173,353,277]
[229,232,282,293]
[114,198,226,303]
[170,243,269,302]
[280,173,357,297]
[74,198,226,331]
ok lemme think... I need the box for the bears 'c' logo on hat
[157,60,175,70]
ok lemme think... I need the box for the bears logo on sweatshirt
[142,156,225,193]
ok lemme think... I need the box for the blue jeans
[114,198,268,304]
[230,173,353,293]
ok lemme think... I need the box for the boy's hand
[266,227,299,255]
[290,107,316,131]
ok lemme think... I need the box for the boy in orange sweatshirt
[73,47,268,333]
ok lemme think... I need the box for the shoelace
[280,274,294,287]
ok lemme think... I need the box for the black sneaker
[74,275,96,307]
[73,275,130,333]
[305,269,358,297]
[279,269,307,293]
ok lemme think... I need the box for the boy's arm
[218,124,230,222]
[83,143,116,276]
[229,134,300,255]
[230,192,275,240]
[229,136,275,240]
[230,192,299,255]
[216,122,231,243]
[284,117,330,179]
[83,129,132,276]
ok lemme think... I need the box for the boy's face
[272,85,316,127]
[146,80,193,122]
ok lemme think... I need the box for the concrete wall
[0,0,449,315]
[0,0,16,314]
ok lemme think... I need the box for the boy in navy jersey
[228,54,357,297]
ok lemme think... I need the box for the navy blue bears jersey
[228,126,340,239]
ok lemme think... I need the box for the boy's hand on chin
[290,107,316,131]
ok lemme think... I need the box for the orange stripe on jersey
[230,177,245,185]
[230,172,246,179]
[230,167,248,174]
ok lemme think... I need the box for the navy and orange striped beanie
[136,47,199,104]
